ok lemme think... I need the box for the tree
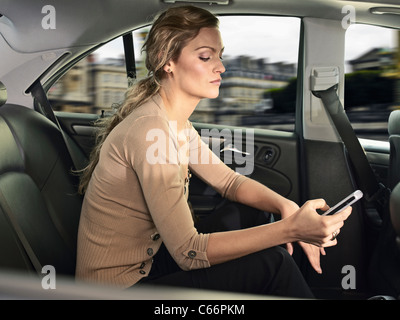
[266,77,297,113]
[344,70,394,108]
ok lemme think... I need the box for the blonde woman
[76,6,351,298]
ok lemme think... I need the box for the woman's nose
[215,59,226,74]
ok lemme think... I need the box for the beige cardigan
[75,94,248,288]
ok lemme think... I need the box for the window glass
[48,31,147,114]
[49,16,300,134]
[345,24,398,142]
[191,16,300,132]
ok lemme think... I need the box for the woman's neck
[159,87,199,132]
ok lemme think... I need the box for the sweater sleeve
[187,122,249,201]
[124,116,210,271]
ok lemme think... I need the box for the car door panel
[190,122,300,216]
[56,113,301,214]
[362,143,390,188]
[56,112,390,205]
[56,112,98,158]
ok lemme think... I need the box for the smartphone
[322,190,363,216]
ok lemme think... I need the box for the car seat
[388,110,400,190]
[0,81,85,276]
[390,182,400,249]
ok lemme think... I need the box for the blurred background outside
[48,16,399,142]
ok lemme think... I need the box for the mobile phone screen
[322,190,363,216]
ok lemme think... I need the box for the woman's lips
[210,79,221,85]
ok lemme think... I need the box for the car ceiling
[0,0,398,54]
[0,0,398,106]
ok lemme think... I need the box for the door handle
[220,144,251,156]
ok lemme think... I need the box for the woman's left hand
[289,241,325,274]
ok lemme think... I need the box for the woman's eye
[199,57,211,62]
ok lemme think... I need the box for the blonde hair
[78,6,219,194]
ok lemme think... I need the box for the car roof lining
[0,0,398,55]
[0,0,398,106]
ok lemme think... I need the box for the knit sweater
[75,94,248,288]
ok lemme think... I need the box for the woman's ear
[163,60,173,74]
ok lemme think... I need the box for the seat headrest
[390,182,400,236]
[0,81,7,107]
[388,110,400,136]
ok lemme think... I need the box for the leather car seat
[0,99,84,276]
[388,110,400,190]
[390,182,400,250]
[0,82,6,106]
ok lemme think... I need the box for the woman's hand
[291,199,352,246]
[280,198,352,274]
[280,200,324,273]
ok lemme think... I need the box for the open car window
[190,16,300,133]
[345,24,398,142]
[48,16,300,133]
[48,36,127,114]
[47,17,397,142]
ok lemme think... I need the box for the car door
[187,122,300,216]
[51,15,304,212]
[298,18,396,298]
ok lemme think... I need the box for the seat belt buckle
[365,182,390,204]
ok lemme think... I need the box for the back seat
[0,102,85,276]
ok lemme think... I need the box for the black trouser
[138,202,314,299]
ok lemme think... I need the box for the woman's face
[166,27,225,100]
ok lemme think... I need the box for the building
[49,55,131,114]
[90,57,128,111]
[49,54,296,122]
[348,47,396,72]
[48,56,93,113]
[192,56,295,125]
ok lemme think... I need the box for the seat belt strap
[0,189,42,274]
[313,85,387,204]
[123,33,136,87]
[30,80,86,171]
[30,80,58,126]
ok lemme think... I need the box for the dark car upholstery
[0,102,84,276]
[391,183,400,240]
[389,110,400,190]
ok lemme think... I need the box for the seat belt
[313,85,389,214]
[30,80,86,171]
[123,33,136,87]
[0,189,42,274]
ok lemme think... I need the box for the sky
[96,16,397,70]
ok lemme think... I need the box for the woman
[75,6,351,298]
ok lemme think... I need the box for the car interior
[0,0,400,300]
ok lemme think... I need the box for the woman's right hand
[288,198,352,247]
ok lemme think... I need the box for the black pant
[138,202,314,299]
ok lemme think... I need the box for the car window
[48,36,127,114]
[344,24,398,142]
[191,16,300,132]
[48,16,300,133]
